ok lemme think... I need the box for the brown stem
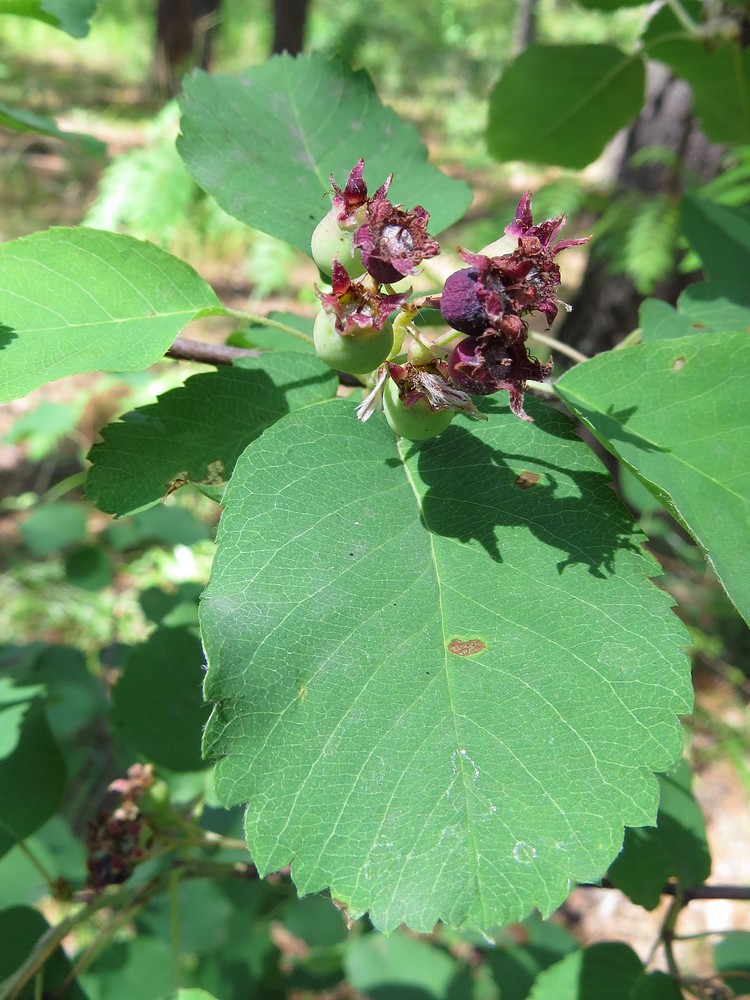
[166,337,260,366]
[578,880,750,901]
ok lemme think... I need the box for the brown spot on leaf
[515,471,540,489]
[448,638,486,656]
[671,356,686,372]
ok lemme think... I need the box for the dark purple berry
[440,268,490,338]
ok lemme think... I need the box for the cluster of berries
[311,159,587,441]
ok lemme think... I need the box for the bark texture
[154,0,221,95]
[558,62,725,358]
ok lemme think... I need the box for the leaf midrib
[397,437,486,917]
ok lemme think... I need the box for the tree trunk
[510,0,538,57]
[154,0,221,96]
[557,62,725,359]
[271,0,311,55]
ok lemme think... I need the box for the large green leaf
[0,906,89,1000]
[111,627,210,772]
[645,38,750,145]
[0,228,225,403]
[528,943,682,999]
[555,334,750,625]
[200,398,691,932]
[0,681,66,859]
[86,353,337,516]
[0,100,105,155]
[345,933,464,999]
[0,0,97,37]
[677,281,750,333]
[680,190,750,284]
[81,937,177,1000]
[607,760,710,909]
[714,932,750,996]
[483,915,578,1000]
[638,300,697,343]
[486,46,645,168]
[177,53,472,254]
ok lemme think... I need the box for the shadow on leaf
[412,420,640,578]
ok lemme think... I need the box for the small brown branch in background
[166,336,365,388]
[166,337,260,366]
[579,880,750,902]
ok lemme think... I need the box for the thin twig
[166,337,260,366]
[528,330,589,364]
[577,880,750,902]
[664,0,701,33]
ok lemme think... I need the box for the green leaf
[200,398,691,932]
[0,100,105,154]
[64,544,115,590]
[642,0,703,43]
[111,627,210,772]
[20,501,87,555]
[191,880,282,996]
[639,300,697,343]
[0,817,86,907]
[486,46,645,168]
[140,583,203,625]
[81,937,177,1000]
[528,943,682,1000]
[102,504,211,549]
[0,905,89,1000]
[283,894,348,948]
[86,352,337,516]
[644,38,750,144]
[177,53,472,254]
[0,0,98,37]
[137,880,234,955]
[10,644,107,739]
[0,682,66,859]
[0,679,43,759]
[0,228,224,403]
[483,914,579,1000]
[555,334,750,625]
[681,189,750,283]
[345,932,461,999]
[607,759,710,908]
[714,931,750,995]
[3,399,81,461]
[678,281,750,333]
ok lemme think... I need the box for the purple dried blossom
[354,197,441,285]
[440,192,589,335]
[316,260,408,336]
[447,335,552,421]
[330,158,393,227]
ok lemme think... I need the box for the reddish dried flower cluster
[85,763,155,890]
[317,260,408,337]
[330,157,441,283]
[313,163,586,437]
[441,192,588,421]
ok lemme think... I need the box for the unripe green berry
[313,309,394,375]
[311,209,366,278]
[382,377,454,440]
